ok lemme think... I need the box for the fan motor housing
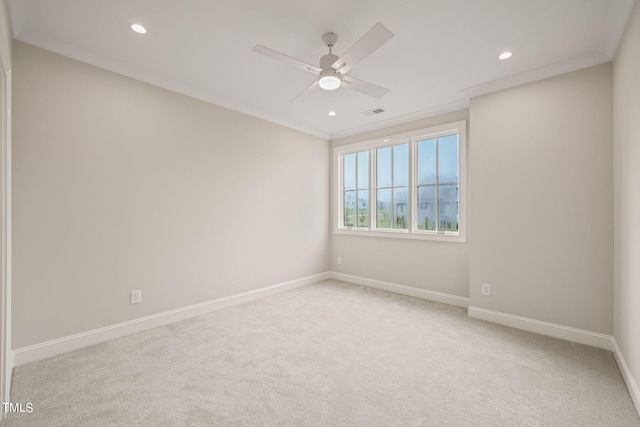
[320,53,339,71]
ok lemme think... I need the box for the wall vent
[362,108,385,116]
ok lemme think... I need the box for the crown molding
[14,33,332,140]
[17,30,467,143]
[10,0,633,142]
[460,52,610,100]
[328,99,469,141]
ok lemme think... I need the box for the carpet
[5,279,639,426]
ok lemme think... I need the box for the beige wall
[614,0,640,402]
[330,110,470,298]
[12,42,329,349]
[469,63,613,334]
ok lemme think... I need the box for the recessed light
[328,111,336,116]
[383,138,390,142]
[130,23,147,34]
[499,51,512,60]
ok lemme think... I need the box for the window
[343,150,369,228]
[416,135,459,232]
[335,120,466,242]
[376,144,408,230]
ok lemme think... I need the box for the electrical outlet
[337,257,342,265]
[130,290,142,304]
[481,283,491,297]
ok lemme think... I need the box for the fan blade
[252,45,322,74]
[290,80,320,103]
[331,22,394,74]
[341,75,389,99]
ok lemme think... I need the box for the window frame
[334,120,467,243]
[341,149,370,229]
[373,141,410,231]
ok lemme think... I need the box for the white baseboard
[612,338,640,417]
[329,272,469,308]
[12,272,331,367]
[468,306,613,351]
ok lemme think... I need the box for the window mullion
[341,154,345,228]
[435,137,439,233]
[390,147,395,229]
[370,148,376,230]
[354,153,358,228]
[408,141,414,233]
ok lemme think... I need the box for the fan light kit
[253,23,394,102]
[319,71,341,90]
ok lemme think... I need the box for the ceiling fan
[253,22,394,102]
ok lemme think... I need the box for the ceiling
[7,0,636,140]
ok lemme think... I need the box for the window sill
[334,228,466,243]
